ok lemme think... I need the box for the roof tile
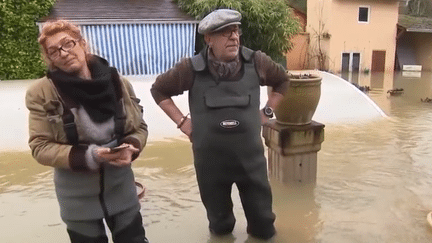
[44,0,195,22]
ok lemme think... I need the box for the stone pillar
[263,120,325,184]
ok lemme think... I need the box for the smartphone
[109,144,129,153]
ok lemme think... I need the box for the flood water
[2,72,432,242]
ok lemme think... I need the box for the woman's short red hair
[38,19,83,53]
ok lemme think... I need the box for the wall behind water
[0,78,270,151]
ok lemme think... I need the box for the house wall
[286,9,309,71]
[307,0,399,73]
[286,33,310,71]
[79,22,197,76]
[307,0,332,70]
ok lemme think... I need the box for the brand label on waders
[220,120,240,129]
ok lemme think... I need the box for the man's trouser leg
[195,155,236,235]
[237,160,276,240]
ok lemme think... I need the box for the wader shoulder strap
[47,79,79,145]
[113,98,125,140]
[112,70,126,140]
[241,46,255,63]
[191,53,206,72]
[62,108,79,145]
[191,47,209,72]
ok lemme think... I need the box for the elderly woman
[25,20,149,243]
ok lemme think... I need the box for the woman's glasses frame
[47,39,79,60]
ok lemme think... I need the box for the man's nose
[59,48,69,57]
[229,31,240,39]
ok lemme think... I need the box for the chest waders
[189,47,276,239]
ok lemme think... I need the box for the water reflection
[271,182,319,243]
[0,151,65,243]
[341,71,394,92]
[2,140,319,243]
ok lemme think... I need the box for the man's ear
[204,34,212,47]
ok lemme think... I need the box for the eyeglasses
[215,28,243,38]
[47,39,78,59]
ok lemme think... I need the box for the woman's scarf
[48,56,118,123]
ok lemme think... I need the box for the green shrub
[175,0,300,62]
[0,0,55,80]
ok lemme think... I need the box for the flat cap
[198,9,242,35]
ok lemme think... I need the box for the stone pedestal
[263,120,325,183]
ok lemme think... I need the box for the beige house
[307,0,399,83]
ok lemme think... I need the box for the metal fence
[80,22,197,76]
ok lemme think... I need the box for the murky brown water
[3,72,432,242]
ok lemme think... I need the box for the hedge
[175,0,300,62]
[0,0,55,80]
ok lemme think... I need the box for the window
[358,7,369,23]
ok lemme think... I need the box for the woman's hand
[96,143,140,167]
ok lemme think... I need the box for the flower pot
[274,73,322,125]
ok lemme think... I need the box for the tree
[175,0,300,62]
[0,0,55,80]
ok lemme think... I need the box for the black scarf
[48,56,118,123]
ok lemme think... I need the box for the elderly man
[151,8,289,240]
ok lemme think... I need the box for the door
[352,53,360,84]
[371,50,386,72]
[341,53,350,81]
[341,52,361,83]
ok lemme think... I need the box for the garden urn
[274,72,322,125]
